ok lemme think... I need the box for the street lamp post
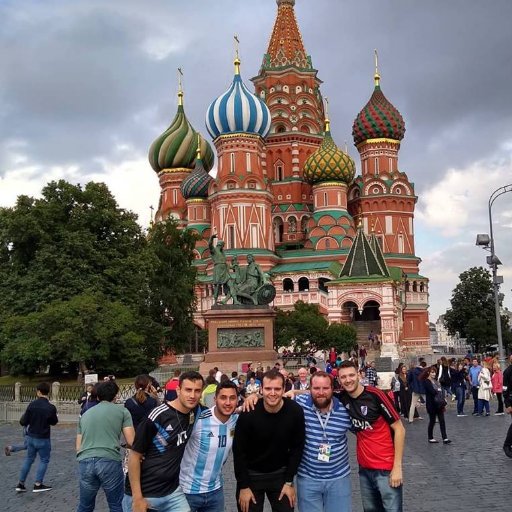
[476,184,512,365]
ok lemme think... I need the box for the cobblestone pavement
[1,400,511,511]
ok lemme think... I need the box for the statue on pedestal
[208,235,275,306]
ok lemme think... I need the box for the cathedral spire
[262,0,311,70]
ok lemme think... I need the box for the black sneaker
[15,482,26,492]
[33,483,52,493]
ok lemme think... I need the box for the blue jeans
[478,399,490,415]
[19,436,51,484]
[185,487,224,512]
[359,468,403,512]
[123,487,190,512]
[455,386,465,414]
[78,458,124,512]
[297,474,352,512]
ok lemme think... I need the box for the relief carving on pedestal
[217,328,265,349]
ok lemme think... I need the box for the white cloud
[417,157,512,237]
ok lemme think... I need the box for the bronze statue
[209,234,234,304]
[208,235,276,306]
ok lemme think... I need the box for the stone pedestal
[199,305,277,375]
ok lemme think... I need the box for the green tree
[274,301,328,352]
[145,219,200,354]
[444,266,510,352]
[322,322,357,353]
[2,292,161,376]
[0,180,158,375]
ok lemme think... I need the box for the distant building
[432,315,470,354]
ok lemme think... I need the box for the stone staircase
[354,320,381,360]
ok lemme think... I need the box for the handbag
[434,390,447,409]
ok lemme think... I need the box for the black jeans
[496,392,504,413]
[471,386,479,413]
[428,410,447,440]
[236,469,293,512]
[504,414,512,449]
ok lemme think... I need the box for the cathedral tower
[206,50,274,256]
[149,77,214,225]
[252,0,325,248]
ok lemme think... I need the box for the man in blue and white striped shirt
[294,371,352,511]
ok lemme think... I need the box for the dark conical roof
[340,227,390,278]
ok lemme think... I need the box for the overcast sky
[1,0,511,322]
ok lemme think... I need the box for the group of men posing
[73,360,404,512]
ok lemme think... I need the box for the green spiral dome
[303,128,356,185]
[149,104,214,173]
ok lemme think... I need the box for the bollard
[52,381,60,402]
[15,382,21,402]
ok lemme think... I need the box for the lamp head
[476,234,491,246]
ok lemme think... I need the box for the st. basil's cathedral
[148,0,430,358]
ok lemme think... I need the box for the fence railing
[0,385,15,401]
[0,383,136,403]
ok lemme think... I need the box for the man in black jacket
[233,369,305,512]
[502,355,512,458]
[16,382,58,493]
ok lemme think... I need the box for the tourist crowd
[5,352,512,512]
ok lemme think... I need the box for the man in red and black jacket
[336,361,405,512]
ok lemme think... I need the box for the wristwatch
[284,481,294,487]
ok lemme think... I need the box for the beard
[312,396,331,410]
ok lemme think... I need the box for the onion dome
[352,57,405,145]
[180,137,213,200]
[303,119,356,185]
[206,55,271,139]
[149,88,214,174]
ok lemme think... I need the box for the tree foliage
[145,219,200,354]
[274,301,356,353]
[444,266,510,352]
[0,180,200,375]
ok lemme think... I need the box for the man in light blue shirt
[468,358,482,415]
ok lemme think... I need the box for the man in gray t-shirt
[76,380,134,512]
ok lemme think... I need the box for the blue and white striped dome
[206,66,271,139]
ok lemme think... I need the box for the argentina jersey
[180,406,238,494]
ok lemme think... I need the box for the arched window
[412,281,418,292]
[405,281,410,292]
[275,164,284,181]
[283,278,294,292]
[273,217,284,243]
[301,216,309,234]
[276,125,286,133]
[298,277,309,291]
[318,278,331,292]
[288,216,297,233]
[419,282,425,293]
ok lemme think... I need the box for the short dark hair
[339,360,358,371]
[215,380,238,396]
[310,371,333,388]
[262,369,285,387]
[37,382,50,395]
[179,371,204,387]
[97,380,119,402]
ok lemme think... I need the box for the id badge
[317,443,331,462]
